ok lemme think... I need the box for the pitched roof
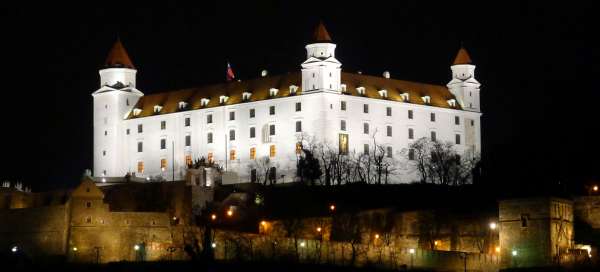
[104,39,135,69]
[452,47,472,65]
[313,21,332,43]
[127,72,460,119]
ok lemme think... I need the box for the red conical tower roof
[452,47,472,65]
[104,39,135,69]
[313,21,332,43]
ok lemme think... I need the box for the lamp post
[459,252,467,272]
[94,246,101,263]
[409,248,415,269]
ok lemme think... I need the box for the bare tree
[247,156,279,185]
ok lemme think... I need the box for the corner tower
[92,39,143,179]
[446,47,481,112]
[301,22,342,94]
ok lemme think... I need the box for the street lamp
[374,234,380,239]
[11,246,18,253]
[409,248,415,269]
[329,204,336,211]
[489,222,497,230]
[211,242,216,248]
[512,250,518,256]
[316,227,322,232]
[594,185,599,192]
[211,214,217,221]
[134,244,140,251]
[227,210,233,217]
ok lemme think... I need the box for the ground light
[300,242,306,247]
[73,247,78,252]
[211,243,216,248]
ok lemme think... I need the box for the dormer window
[378,89,388,98]
[153,105,163,113]
[421,95,431,104]
[132,108,142,116]
[356,86,366,96]
[400,92,410,102]
[219,95,229,104]
[242,92,252,101]
[178,101,188,110]
[447,99,457,108]
[340,84,347,93]
[200,98,210,107]
[269,88,279,97]
[289,85,298,95]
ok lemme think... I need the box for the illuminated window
[229,129,236,141]
[340,120,346,131]
[387,125,392,137]
[207,114,213,124]
[295,121,302,132]
[207,132,213,144]
[408,110,413,119]
[269,106,275,115]
[160,159,167,170]
[408,128,414,139]
[230,150,236,160]
[363,104,369,113]
[138,141,143,152]
[249,108,255,118]
[185,117,191,127]
[250,127,256,138]
[431,131,437,142]
[161,120,166,130]
[160,138,166,149]
[250,147,256,160]
[207,152,213,163]
[296,142,302,154]
[270,145,276,158]
[137,161,144,173]
[138,124,143,133]
[295,102,301,112]
[185,155,192,166]
[339,134,348,155]
[341,101,347,111]
[386,107,392,116]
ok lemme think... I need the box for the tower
[446,47,481,112]
[92,39,143,179]
[301,22,342,94]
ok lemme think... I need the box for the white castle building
[92,23,481,184]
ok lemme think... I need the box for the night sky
[1,2,596,192]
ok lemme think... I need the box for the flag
[226,62,235,81]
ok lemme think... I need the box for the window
[430,113,436,122]
[230,150,236,160]
[86,217,92,224]
[386,125,392,137]
[160,159,167,171]
[185,155,192,166]
[363,123,369,134]
[138,141,143,152]
[408,110,413,119]
[471,120,475,126]
[103,117,107,124]
[270,145,276,158]
[161,120,166,130]
[207,132,213,144]
[245,127,254,139]
[363,104,369,113]
[137,161,144,173]
[207,114,213,124]
[341,101,347,111]
[126,98,129,106]
[249,108,255,118]
[250,147,256,160]
[521,214,529,228]
[296,142,302,154]
[229,111,235,121]
[269,106,275,115]
[207,152,213,163]
[104,130,107,136]
[386,107,392,116]
[269,124,276,136]
[431,131,437,141]
[386,146,393,158]
[363,144,369,154]
[251,169,257,182]
[103,150,106,156]
[295,102,301,112]
[138,124,143,133]
[339,134,349,155]
[185,117,191,127]
[160,138,166,149]
[86,202,91,208]
[295,121,302,132]
[408,128,414,139]
[341,120,346,131]
[126,129,130,135]
[455,134,461,145]
[185,135,191,146]
[229,129,236,141]
[455,116,460,125]
[408,149,415,160]
[269,167,277,182]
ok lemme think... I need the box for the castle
[93,22,482,184]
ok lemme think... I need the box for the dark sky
[1,2,597,192]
